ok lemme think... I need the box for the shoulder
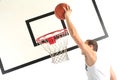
[85,50,97,66]
[87,54,110,71]
[81,43,97,66]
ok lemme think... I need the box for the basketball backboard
[0,0,108,74]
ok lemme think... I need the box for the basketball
[54,3,70,20]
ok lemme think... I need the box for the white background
[0,0,120,80]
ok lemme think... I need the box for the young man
[64,6,116,80]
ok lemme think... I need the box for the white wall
[96,0,120,79]
[0,0,120,80]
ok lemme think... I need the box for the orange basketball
[54,3,69,20]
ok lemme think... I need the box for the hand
[63,6,72,19]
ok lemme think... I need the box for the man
[64,6,116,80]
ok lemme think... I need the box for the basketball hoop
[36,29,69,64]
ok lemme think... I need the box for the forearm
[65,16,76,37]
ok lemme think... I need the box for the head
[85,39,98,52]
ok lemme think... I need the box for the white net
[36,29,69,64]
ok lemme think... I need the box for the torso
[86,53,110,80]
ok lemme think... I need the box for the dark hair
[86,39,98,52]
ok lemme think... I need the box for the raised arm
[64,6,85,50]
[64,6,96,66]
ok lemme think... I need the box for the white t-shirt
[86,53,110,80]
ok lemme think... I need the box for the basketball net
[36,29,69,64]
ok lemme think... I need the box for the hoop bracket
[47,36,56,45]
